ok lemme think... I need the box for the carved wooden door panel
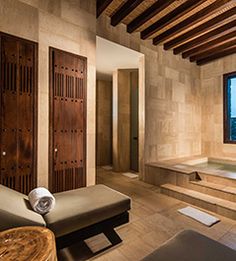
[0,33,37,194]
[49,48,86,193]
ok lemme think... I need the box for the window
[224,72,236,143]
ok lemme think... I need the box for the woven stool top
[0,226,57,261]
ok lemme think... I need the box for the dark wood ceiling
[97,0,236,65]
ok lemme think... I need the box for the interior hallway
[93,168,236,261]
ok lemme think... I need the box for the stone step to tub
[196,171,236,187]
[161,184,236,220]
[189,180,236,202]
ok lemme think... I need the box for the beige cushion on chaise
[43,184,131,237]
[142,230,236,261]
[0,184,46,231]
[0,184,130,239]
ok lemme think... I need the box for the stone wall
[96,79,112,166]
[201,54,236,158]
[0,0,97,187]
[3,1,234,187]
[97,15,202,179]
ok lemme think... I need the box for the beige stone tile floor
[58,168,236,261]
[92,168,236,261]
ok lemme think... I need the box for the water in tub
[191,161,236,173]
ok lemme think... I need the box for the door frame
[0,31,38,190]
[48,47,87,191]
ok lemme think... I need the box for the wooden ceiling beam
[197,45,236,65]
[141,0,207,40]
[153,0,232,45]
[190,39,236,62]
[97,0,113,18]
[127,0,175,33]
[182,30,236,59]
[111,0,144,26]
[173,19,236,55]
[163,6,236,49]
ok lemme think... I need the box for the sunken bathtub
[144,156,236,187]
[144,156,236,219]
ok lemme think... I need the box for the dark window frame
[223,71,236,144]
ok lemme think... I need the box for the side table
[0,226,57,260]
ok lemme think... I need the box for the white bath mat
[122,172,138,179]
[101,165,113,171]
[178,206,220,226]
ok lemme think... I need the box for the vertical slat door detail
[50,49,86,193]
[1,38,18,191]
[0,34,37,194]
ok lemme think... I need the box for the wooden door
[0,33,37,194]
[49,48,86,193]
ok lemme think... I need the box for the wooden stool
[0,226,57,261]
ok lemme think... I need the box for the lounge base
[56,211,129,250]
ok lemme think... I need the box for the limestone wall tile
[0,0,39,41]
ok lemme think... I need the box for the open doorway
[96,37,144,176]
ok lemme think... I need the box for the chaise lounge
[142,230,236,261]
[0,184,131,250]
